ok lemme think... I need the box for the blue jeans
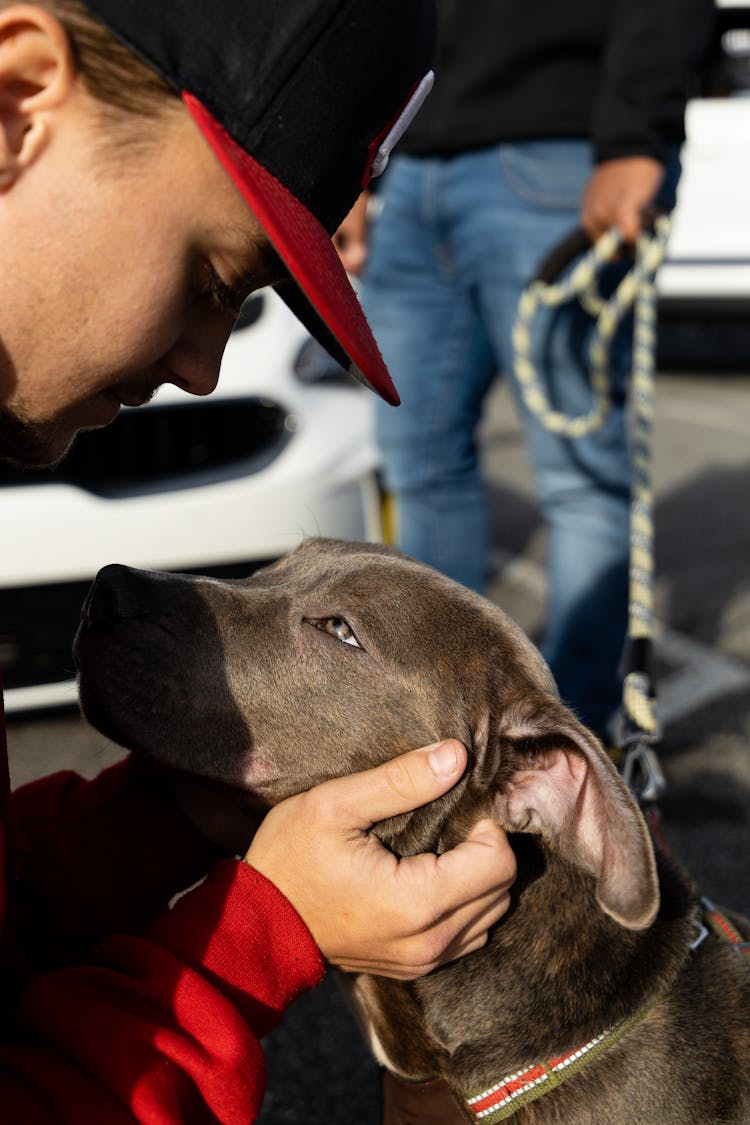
[361,140,679,736]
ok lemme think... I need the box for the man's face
[0,98,282,467]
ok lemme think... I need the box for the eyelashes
[304,616,362,650]
[200,266,245,317]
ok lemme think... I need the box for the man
[0,3,517,1120]
[337,0,713,741]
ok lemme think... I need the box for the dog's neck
[362,834,694,1096]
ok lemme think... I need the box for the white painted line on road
[490,548,546,598]
[657,628,750,727]
[656,397,750,437]
[490,547,750,727]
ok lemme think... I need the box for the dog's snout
[83,563,154,625]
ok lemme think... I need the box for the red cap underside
[183,92,399,406]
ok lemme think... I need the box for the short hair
[2,0,175,117]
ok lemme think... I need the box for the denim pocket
[499,140,592,210]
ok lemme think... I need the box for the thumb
[616,203,642,245]
[327,741,468,830]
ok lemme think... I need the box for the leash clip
[620,739,666,805]
[688,911,710,953]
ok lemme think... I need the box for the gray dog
[74,538,750,1125]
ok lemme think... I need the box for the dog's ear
[476,691,659,931]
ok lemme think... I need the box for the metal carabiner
[620,739,667,805]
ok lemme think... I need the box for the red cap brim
[184,92,399,406]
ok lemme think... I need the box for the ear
[483,692,659,930]
[0,6,76,187]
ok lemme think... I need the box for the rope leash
[511,217,672,801]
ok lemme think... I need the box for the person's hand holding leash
[245,740,516,979]
[581,156,664,243]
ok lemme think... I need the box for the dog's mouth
[75,613,185,759]
[75,636,154,752]
[74,564,252,785]
[74,565,175,752]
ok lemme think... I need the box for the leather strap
[381,1069,475,1125]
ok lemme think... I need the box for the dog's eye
[306,617,362,649]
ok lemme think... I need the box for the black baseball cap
[79,1,437,406]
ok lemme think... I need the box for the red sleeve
[10,754,224,971]
[1,859,325,1124]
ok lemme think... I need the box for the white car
[657,0,750,366]
[0,289,383,713]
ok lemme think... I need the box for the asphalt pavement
[5,366,750,1125]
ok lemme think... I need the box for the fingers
[386,891,511,978]
[441,895,511,960]
[435,817,516,888]
[335,233,368,276]
[382,819,516,976]
[333,867,514,978]
[314,740,469,830]
[244,754,515,982]
[333,190,370,276]
[605,198,642,246]
[581,156,664,244]
[334,819,516,978]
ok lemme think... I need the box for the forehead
[253,539,438,594]
[181,128,288,289]
[212,218,286,287]
[251,539,557,686]
[253,539,497,635]
[130,108,286,285]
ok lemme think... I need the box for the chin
[0,410,77,469]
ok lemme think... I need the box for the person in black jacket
[336,0,713,740]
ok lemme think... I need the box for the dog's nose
[83,564,154,625]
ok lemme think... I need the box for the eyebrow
[251,240,287,289]
[221,223,288,293]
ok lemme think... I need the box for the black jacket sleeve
[593,0,715,163]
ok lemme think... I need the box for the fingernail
[428,740,462,780]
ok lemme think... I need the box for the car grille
[0,560,274,694]
[0,397,290,497]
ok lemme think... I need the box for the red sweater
[0,673,324,1123]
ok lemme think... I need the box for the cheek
[229,664,443,803]
[32,258,191,407]
[100,255,190,363]
[75,199,195,371]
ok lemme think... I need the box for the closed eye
[202,267,245,318]
[305,616,362,649]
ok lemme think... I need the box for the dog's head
[74,537,658,930]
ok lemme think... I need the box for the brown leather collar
[381,1070,475,1125]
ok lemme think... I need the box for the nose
[177,350,223,397]
[162,310,233,398]
[82,564,155,626]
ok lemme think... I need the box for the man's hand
[244,741,516,979]
[581,156,665,244]
[333,190,370,276]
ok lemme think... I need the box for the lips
[79,385,152,429]
[113,379,162,409]
[117,393,150,408]
[77,390,122,428]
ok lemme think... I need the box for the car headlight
[232,293,266,332]
[293,336,353,387]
